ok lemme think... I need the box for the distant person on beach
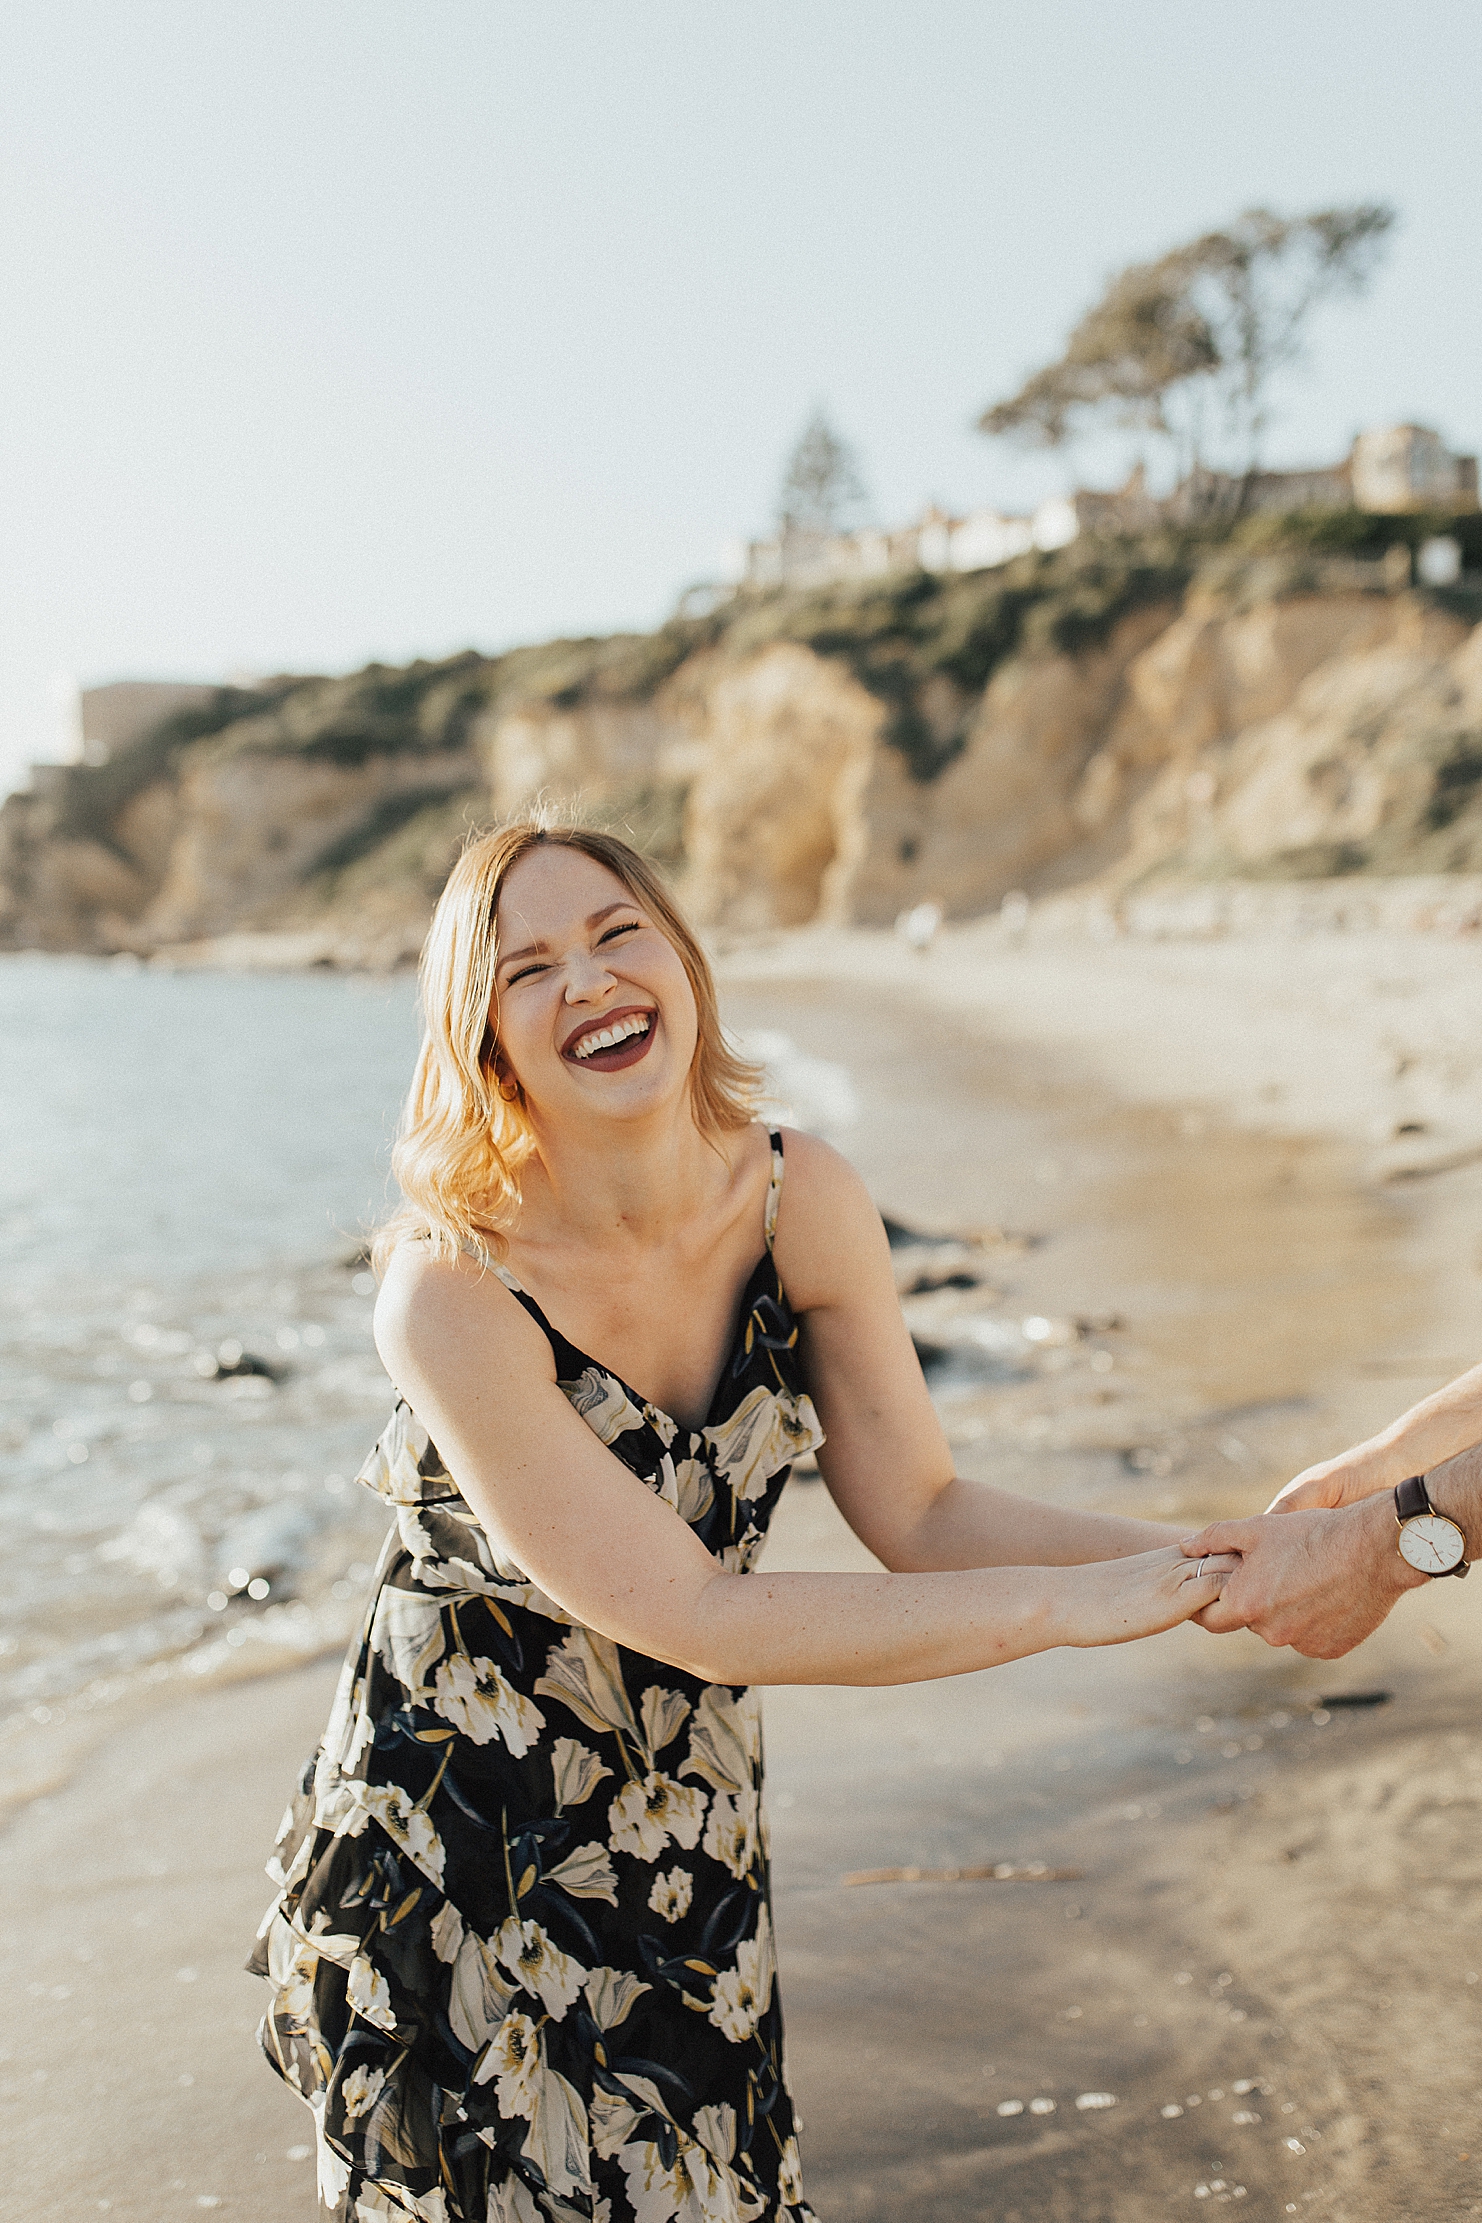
[1185,1376,1479,1653]
[250,818,1236,2223]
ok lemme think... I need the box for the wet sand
[7,951,1482,2222]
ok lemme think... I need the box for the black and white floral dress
[252,1133,825,2223]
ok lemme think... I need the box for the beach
[6,915,1482,2221]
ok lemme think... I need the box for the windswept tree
[980,203,1396,480]
[777,408,869,536]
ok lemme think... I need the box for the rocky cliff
[4,513,1481,963]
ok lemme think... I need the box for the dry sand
[7,916,1482,2222]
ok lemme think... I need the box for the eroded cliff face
[4,568,1482,963]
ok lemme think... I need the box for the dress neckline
[494,1129,786,1445]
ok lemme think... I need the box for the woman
[252,818,1232,2223]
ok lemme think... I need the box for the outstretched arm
[1184,1444,1482,1659]
[1268,1362,1482,1512]
[374,1238,1233,1689]
[775,1132,1183,1572]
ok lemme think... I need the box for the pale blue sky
[2,0,1478,792]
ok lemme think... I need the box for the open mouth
[563,1007,656,1072]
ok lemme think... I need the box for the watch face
[1398,1513,1466,1574]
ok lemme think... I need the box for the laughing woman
[252,819,1232,2223]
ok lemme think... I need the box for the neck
[517,1097,732,1253]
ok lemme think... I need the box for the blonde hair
[373,815,760,1272]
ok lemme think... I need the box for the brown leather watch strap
[1395,1473,1431,1522]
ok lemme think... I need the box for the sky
[2,0,1479,794]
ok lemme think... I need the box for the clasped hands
[1177,1442,1477,1660]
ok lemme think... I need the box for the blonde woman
[252,820,1233,2223]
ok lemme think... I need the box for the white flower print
[494,1915,584,2021]
[346,1952,396,2034]
[351,2183,449,2222]
[682,1686,760,1795]
[347,1781,446,1885]
[702,1785,760,1881]
[639,1685,692,1759]
[616,2121,767,2223]
[313,2097,353,2211]
[477,2012,592,2198]
[485,2176,546,2223]
[591,2078,651,2158]
[648,1867,693,1924]
[536,1629,641,1745]
[776,2136,804,2205]
[645,1404,679,1449]
[551,1735,612,1811]
[355,1403,440,1506]
[608,1771,707,1861]
[432,1652,545,1756]
[701,1384,823,1505]
[428,1897,464,1964]
[716,1532,764,1575]
[448,1928,515,2053]
[340,2064,386,2121]
[477,2008,542,2113]
[563,1366,649,1447]
[546,1840,619,1904]
[583,1965,650,2031]
[655,1451,714,1524]
[367,1586,445,1692]
[708,1909,775,2045]
[263,1925,319,2025]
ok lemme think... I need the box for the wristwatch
[1394,1474,1470,1578]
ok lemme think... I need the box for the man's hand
[1182,1495,1425,1658]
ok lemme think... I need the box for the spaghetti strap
[764,1126,785,1252]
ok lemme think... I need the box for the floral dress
[251,1133,825,2223]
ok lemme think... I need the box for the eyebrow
[497,900,640,970]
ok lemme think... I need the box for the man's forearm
[1417,1442,1482,1561]
[1339,1363,1482,1492]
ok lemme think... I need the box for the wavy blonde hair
[373,816,760,1272]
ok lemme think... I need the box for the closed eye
[506,960,549,984]
[599,920,642,944]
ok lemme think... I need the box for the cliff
[4,511,1481,964]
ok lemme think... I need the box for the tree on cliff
[979,203,1396,483]
[777,408,869,536]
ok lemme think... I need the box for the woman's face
[491,845,700,1130]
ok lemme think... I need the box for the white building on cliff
[731,424,1477,595]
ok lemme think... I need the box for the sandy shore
[7,918,1482,2221]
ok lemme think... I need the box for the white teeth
[571,1013,650,1061]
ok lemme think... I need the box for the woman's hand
[1057,1546,1238,1648]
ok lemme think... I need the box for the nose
[562,945,618,1002]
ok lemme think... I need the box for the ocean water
[0,955,426,1768]
[0,955,865,1778]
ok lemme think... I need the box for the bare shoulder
[374,1240,553,1392]
[772,1127,892,1311]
